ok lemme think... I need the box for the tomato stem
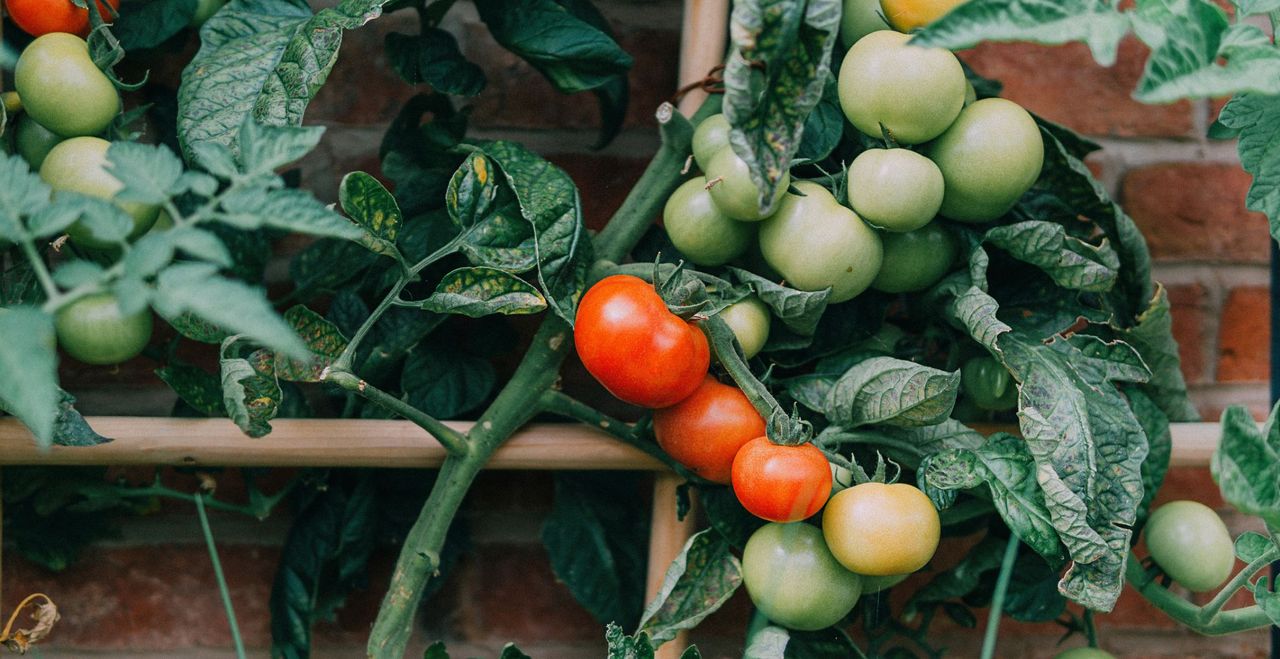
[1125,550,1276,635]
[1197,544,1279,624]
[325,369,469,457]
[978,533,1020,659]
[17,239,59,302]
[194,491,247,659]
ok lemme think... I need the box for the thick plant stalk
[366,101,707,658]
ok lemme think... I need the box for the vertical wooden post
[677,0,730,116]
[646,472,698,659]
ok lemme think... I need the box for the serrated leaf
[380,94,468,217]
[400,344,494,418]
[171,227,234,266]
[1235,531,1273,563]
[220,352,281,438]
[52,261,106,289]
[340,172,402,242]
[156,361,226,416]
[1216,93,1280,244]
[290,238,380,293]
[723,0,840,212]
[1212,403,1280,528]
[728,267,830,338]
[177,0,386,159]
[824,356,960,428]
[1134,6,1280,103]
[0,308,59,447]
[106,142,184,205]
[0,153,52,241]
[418,267,547,317]
[385,29,486,96]
[164,312,231,344]
[1128,387,1172,529]
[984,221,1119,293]
[1118,285,1198,422]
[155,263,309,360]
[910,0,1129,66]
[638,529,742,645]
[56,195,135,246]
[268,306,349,382]
[476,0,632,146]
[543,473,649,630]
[218,187,368,243]
[920,433,1063,562]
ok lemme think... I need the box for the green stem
[1083,610,1097,647]
[538,390,706,483]
[116,485,262,517]
[701,315,787,426]
[1198,546,1279,623]
[325,370,469,457]
[194,493,247,659]
[18,240,58,302]
[979,534,1020,659]
[1125,551,1275,635]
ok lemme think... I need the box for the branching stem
[325,369,469,457]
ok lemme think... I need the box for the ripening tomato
[732,437,832,522]
[742,523,863,631]
[841,0,892,48]
[574,275,710,409]
[6,0,120,38]
[823,482,940,575]
[41,137,161,249]
[14,33,121,138]
[653,377,765,484]
[847,148,944,233]
[880,0,968,32]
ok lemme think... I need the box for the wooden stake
[646,472,698,659]
[677,0,730,116]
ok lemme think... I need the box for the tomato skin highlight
[653,377,765,484]
[14,33,121,138]
[822,481,940,575]
[1145,500,1236,592]
[6,0,120,37]
[573,275,709,409]
[732,437,832,522]
[742,522,863,631]
[55,293,153,365]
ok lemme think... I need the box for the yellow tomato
[880,0,968,32]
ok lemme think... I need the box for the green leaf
[42,389,112,447]
[400,343,495,418]
[268,306,350,382]
[476,0,633,146]
[638,529,743,645]
[290,238,380,293]
[177,0,389,159]
[700,485,764,551]
[339,172,402,242]
[544,473,649,629]
[729,267,830,338]
[218,187,369,243]
[1134,4,1280,103]
[113,0,198,50]
[824,356,960,428]
[1216,93,1280,243]
[164,312,231,344]
[795,74,843,164]
[155,263,310,360]
[270,472,377,658]
[380,94,468,217]
[54,195,136,247]
[605,624,655,659]
[1235,0,1280,14]
[418,267,548,317]
[105,142,185,206]
[1235,531,1273,563]
[0,308,59,447]
[1212,403,1280,528]
[423,641,450,659]
[744,626,865,659]
[156,361,226,417]
[220,349,282,438]
[1128,387,1172,528]
[920,433,1063,562]
[385,29,486,96]
[52,261,106,290]
[360,306,445,378]
[910,0,1129,66]
[984,221,1119,293]
[498,644,532,659]
[743,626,789,659]
[1117,285,1198,422]
[0,153,51,242]
[723,0,840,211]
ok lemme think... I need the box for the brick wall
[12,3,1272,657]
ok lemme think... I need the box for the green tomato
[151,209,176,232]
[742,522,862,631]
[964,79,977,106]
[870,221,956,294]
[704,147,790,222]
[41,137,160,249]
[838,30,966,145]
[718,296,770,360]
[14,33,120,138]
[1145,500,1235,593]
[55,293,153,365]
[848,148,944,232]
[960,355,1017,411]
[927,97,1045,223]
[14,115,63,170]
[1054,649,1116,659]
[759,181,882,303]
[190,0,228,27]
[692,114,731,172]
[663,177,755,266]
[841,0,892,48]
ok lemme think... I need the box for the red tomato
[574,274,710,409]
[732,437,832,522]
[653,376,766,483]
[7,0,120,38]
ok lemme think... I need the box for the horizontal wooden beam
[0,418,1223,469]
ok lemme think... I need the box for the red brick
[1167,284,1210,383]
[464,23,680,132]
[958,38,1194,138]
[1122,164,1269,262]
[1217,286,1270,382]
[1151,467,1226,510]
[307,15,420,127]
[456,544,602,645]
[547,153,652,232]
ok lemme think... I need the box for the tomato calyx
[765,403,814,447]
[653,258,712,320]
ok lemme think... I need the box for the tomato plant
[574,275,709,409]
[742,523,863,631]
[0,0,1277,657]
